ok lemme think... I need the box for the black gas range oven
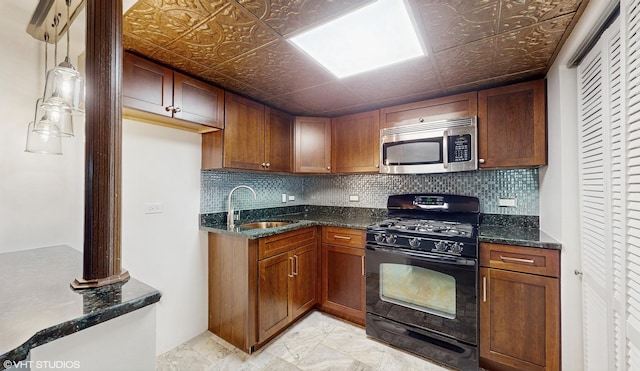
[366,194,480,370]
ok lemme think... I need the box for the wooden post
[72,0,129,289]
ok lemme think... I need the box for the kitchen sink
[240,221,293,229]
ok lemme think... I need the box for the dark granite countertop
[478,214,561,250]
[200,206,561,250]
[200,205,387,239]
[0,245,161,367]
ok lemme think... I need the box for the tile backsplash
[201,169,539,215]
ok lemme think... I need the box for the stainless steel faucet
[227,185,257,228]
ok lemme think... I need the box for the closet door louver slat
[626,0,640,368]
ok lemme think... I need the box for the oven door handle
[367,245,476,267]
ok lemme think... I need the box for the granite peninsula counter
[0,245,161,368]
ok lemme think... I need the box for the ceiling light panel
[288,0,426,79]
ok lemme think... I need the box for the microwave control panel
[448,134,472,163]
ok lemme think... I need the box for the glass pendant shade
[33,98,74,137]
[25,121,62,155]
[41,57,84,115]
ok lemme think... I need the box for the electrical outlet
[143,202,163,214]
[498,198,517,207]
[349,195,360,202]
[282,193,287,203]
[288,195,295,201]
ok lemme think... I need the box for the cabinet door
[172,72,224,128]
[379,91,478,129]
[321,244,365,325]
[331,110,380,173]
[224,92,266,170]
[291,243,318,319]
[123,52,173,118]
[478,79,547,168]
[258,252,292,343]
[265,107,293,172]
[480,267,560,371]
[294,117,332,173]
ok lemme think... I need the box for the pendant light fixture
[41,0,84,116]
[26,100,62,155]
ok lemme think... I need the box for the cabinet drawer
[322,227,365,248]
[480,242,559,278]
[259,227,317,260]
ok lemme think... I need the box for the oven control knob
[374,233,385,242]
[385,234,397,244]
[409,238,421,248]
[435,241,448,251]
[450,243,464,254]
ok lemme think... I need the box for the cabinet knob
[261,163,266,167]
[165,105,174,112]
[479,159,485,164]
[265,163,270,168]
[327,166,331,170]
[173,107,182,113]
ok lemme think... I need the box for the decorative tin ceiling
[123,0,589,117]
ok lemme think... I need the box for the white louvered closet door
[578,17,623,371]
[625,0,640,368]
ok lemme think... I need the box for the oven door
[365,245,478,345]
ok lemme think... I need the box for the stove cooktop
[371,218,474,238]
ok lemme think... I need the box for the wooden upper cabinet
[331,110,380,173]
[294,117,332,173]
[265,107,293,173]
[223,92,266,171]
[478,79,547,168]
[380,91,478,129]
[123,52,224,132]
[202,94,293,172]
[172,72,224,128]
[123,52,173,118]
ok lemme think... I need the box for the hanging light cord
[66,0,70,63]
[44,32,49,75]
[53,13,59,65]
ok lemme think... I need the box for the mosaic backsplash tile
[201,169,539,215]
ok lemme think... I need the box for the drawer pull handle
[499,256,535,264]
[334,235,352,241]
[362,256,366,276]
[482,276,487,303]
[294,255,299,276]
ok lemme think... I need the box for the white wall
[0,0,85,253]
[0,0,208,357]
[121,119,208,355]
[541,1,616,369]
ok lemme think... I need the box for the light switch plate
[349,195,360,202]
[282,193,287,203]
[498,198,517,207]
[143,202,163,214]
[288,195,295,201]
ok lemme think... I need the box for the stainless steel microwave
[379,116,478,174]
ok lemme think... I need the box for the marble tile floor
[156,311,452,371]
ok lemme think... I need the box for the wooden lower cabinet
[479,243,560,371]
[258,242,318,343]
[209,227,318,352]
[319,227,366,325]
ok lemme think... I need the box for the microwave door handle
[442,130,449,169]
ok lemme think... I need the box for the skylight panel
[288,0,426,79]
